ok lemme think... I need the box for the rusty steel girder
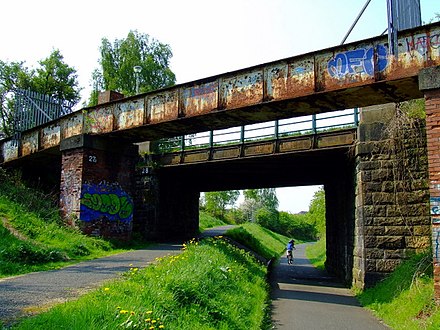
[1,22,439,164]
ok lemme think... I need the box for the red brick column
[59,135,138,240]
[420,66,440,300]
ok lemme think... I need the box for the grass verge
[225,223,289,260]
[7,237,270,330]
[199,211,227,231]
[357,251,440,329]
[305,237,326,270]
[0,169,145,278]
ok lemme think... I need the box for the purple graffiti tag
[328,45,388,79]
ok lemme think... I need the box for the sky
[0,0,438,213]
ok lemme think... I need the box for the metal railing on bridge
[158,108,359,153]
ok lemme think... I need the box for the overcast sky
[1,0,438,213]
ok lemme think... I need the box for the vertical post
[180,135,185,151]
[386,0,398,57]
[275,120,279,139]
[240,125,245,143]
[209,130,214,148]
[419,66,440,301]
[312,114,317,134]
[354,108,359,126]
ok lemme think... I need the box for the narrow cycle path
[0,226,235,326]
[271,243,389,329]
[0,243,182,325]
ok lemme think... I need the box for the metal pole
[387,0,398,56]
[340,0,372,45]
[312,114,317,134]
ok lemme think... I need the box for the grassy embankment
[5,222,288,329]
[306,237,440,329]
[0,170,145,278]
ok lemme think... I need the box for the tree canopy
[89,30,176,105]
[0,50,80,136]
[202,190,240,219]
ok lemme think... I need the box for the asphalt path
[1,228,389,329]
[270,243,389,329]
[0,243,182,326]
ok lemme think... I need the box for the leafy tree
[203,190,240,219]
[0,50,80,136]
[308,187,326,237]
[89,30,176,105]
[242,188,279,230]
[243,188,279,211]
[33,49,81,103]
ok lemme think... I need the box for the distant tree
[204,190,240,219]
[243,188,279,211]
[0,50,80,136]
[242,188,279,230]
[308,187,326,237]
[89,30,176,105]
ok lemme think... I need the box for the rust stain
[148,90,179,123]
[21,131,39,156]
[220,70,263,109]
[114,99,144,130]
[61,112,84,139]
[182,81,218,117]
[84,105,114,134]
[266,57,315,101]
[41,124,61,149]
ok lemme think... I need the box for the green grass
[8,237,270,330]
[199,211,227,231]
[0,170,145,278]
[357,251,440,329]
[225,223,290,260]
[305,237,326,270]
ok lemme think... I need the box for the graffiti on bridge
[80,182,134,223]
[328,45,388,79]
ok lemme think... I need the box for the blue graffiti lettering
[328,45,388,79]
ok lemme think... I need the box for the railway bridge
[1,22,440,292]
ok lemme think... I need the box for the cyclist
[286,239,295,265]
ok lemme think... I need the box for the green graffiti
[81,193,133,219]
[119,196,134,219]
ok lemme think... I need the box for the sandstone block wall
[354,104,431,288]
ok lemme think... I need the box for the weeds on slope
[358,251,440,329]
[10,237,270,330]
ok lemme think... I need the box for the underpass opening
[154,144,357,285]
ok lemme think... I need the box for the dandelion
[146,310,153,314]
[149,327,155,330]
[159,325,165,329]
[104,287,110,292]
[130,311,136,316]
[129,263,133,266]
[120,310,129,314]
[152,319,157,324]
[145,318,151,323]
